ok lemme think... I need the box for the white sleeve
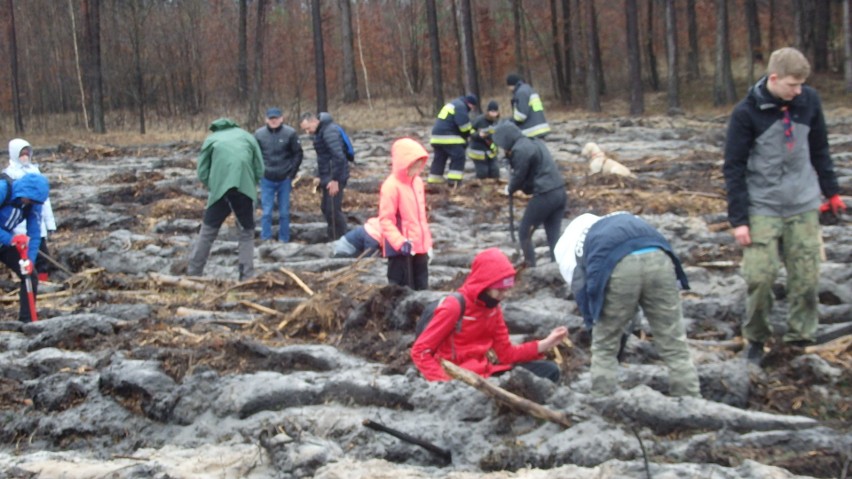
[41,197,57,232]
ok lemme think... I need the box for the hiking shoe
[743,341,765,365]
[785,339,813,354]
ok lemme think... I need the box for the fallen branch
[279,268,315,296]
[239,300,285,317]
[441,359,572,428]
[362,419,451,464]
[806,334,852,355]
[149,273,208,291]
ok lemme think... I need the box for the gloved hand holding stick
[11,234,38,322]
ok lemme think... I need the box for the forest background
[2,0,852,146]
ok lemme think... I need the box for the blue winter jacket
[572,213,688,328]
[0,173,50,262]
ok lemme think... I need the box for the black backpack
[415,292,466,338]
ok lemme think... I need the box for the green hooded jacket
[197,118,264,207]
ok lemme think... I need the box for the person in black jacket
[255,108,303,242]
[300,112,350,240]
[493,121,566,267]
[723,47,846,363]
[467,100,501,179]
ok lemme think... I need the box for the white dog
[582,142,634,178]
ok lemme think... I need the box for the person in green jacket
[187,118,264,280]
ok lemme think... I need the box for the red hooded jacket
[410,248,542,381]
[379,138,433,256]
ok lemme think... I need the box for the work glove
[400,240,413,256]
[819,195,847,215]
[427,248,434,265]
[19,259,33,276]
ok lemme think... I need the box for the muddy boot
[237,226,255,281]
[187,224,219,276]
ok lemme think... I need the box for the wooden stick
[279,267,315,296]
[149,273,208,291]
[238,300,285,317]
[362,419,451,463]
[441,359,572,428]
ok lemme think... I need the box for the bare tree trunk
[590,1,605,96]
[625,0,643,116]
[664,0,679,112]
[572,0,586,97]
[551,0,567,103]
[845,0,852,93]
[813,0,829,72]
[686,0,700,81]
[340,0,359,103]
[83,0,105,133]
[713,0,737,106]
[645,0,660,91]
[561,0,573,104]
[68,0,89,130]
[238,0,248,102]
[585,0,601,112]
[354,1,373,108]
[248,0,267,126]
[744,0,761,85]
[449,0,464,92]
[425,0,443,114]
[512,0,526,80]
[311,0,328,113]
[129,0,148,134]
[457,0,479,99]
[7,0,24,133]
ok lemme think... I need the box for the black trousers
[518,188,566,267]
[0,245,39,322]
[202,189,255,230]
[387,254,429,291]
[321,187,348,241]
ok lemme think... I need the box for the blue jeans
[260,177,292,241]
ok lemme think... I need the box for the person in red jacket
[379,138,434,290]
[411,248,567,382]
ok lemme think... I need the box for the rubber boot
[187,224,219,276]
[237,226,255,281]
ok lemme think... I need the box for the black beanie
[506,73,522,86]
[487,100,499,112]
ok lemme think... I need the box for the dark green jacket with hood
[197,118,264,207]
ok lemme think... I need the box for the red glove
[819,195,847,215]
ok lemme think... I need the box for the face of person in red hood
[464,248,517,300]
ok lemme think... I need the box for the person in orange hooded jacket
[411,248,567,382]
[379,138,433,290]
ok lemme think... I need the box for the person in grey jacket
[255,108,303,242]
[493,121,566,267]
[723,47,845,363]
[300,112,350,240]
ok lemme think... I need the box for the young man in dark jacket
[723,47,846,363]
[493,121,566,267]
[0,173,50,322]
[300,112,350,241]
[555,212,700,398]
[255,107,303,242]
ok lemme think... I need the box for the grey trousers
[590,250,700,397]
[187,189,256,280]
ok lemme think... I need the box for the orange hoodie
[379,138,433,256]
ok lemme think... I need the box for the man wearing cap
[428,94,479,186]
[467,100,501,179]
[554,212,700,397]
[255,108,303,242]
[506,73,550,139]
[411,247,567,383]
